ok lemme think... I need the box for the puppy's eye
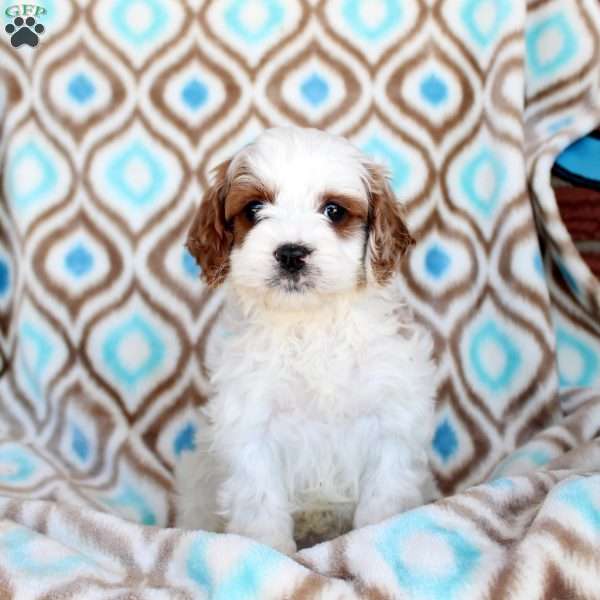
[322,203,347,223]
[243,200,264,223]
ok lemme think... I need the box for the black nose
[274,244,311,273]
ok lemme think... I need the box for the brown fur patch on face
[320,193,368,239]
[186,160,275,287]
[225,179,275,247]
[366,164,415,285]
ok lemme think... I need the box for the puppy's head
[187,127,414,308]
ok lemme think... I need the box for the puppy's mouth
[267,269,316,293]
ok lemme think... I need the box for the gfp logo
[4,4,46,48]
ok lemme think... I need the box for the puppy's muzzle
[274,244,311,274]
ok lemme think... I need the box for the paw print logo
[5,16,44,48]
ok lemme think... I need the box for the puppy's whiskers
[267,265,318,293]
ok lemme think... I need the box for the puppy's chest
[284,343,357,402]
[246,327,375,417]
[212,300,407,422]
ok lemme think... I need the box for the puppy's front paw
[353,493,421,530]
[353,500,396,530]
[226,518,297,555]
[261,534,297,556]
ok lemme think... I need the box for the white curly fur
[176,128,436,554]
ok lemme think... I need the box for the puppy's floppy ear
[366,162,415,285]
[186,160,233,288]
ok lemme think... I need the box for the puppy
[176,127,436,554]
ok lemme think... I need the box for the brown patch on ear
[186,160,233,288]
[367,164,415,285]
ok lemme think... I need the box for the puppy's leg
[175,442,224,532]
[219,439,296,555]
[354,437,428,529]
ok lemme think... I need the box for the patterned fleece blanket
[1,0,600,598]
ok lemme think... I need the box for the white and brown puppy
[176,127,436,554]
